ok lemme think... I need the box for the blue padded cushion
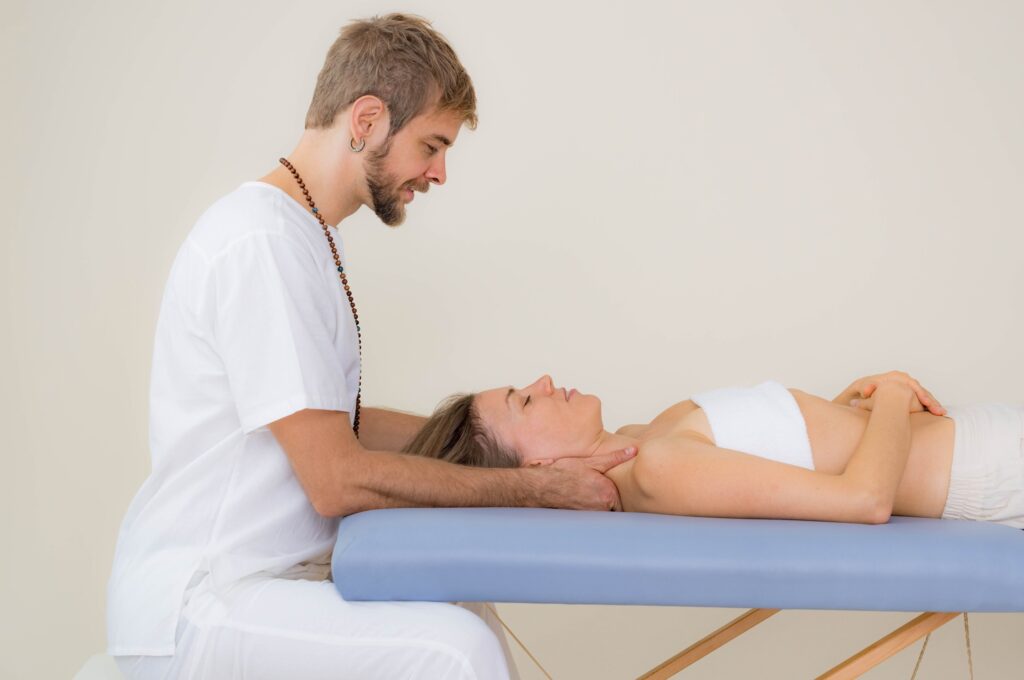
[332,508,1024,612]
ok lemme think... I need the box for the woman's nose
[534,374,554,394]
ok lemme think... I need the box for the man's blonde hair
[305,13,477,135]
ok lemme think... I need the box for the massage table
[332,508,1024,678]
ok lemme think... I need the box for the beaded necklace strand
[278,157,362,437]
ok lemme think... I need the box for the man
[107,14,635,679]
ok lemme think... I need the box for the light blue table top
[333,508,1024,612]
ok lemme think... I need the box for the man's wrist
[512,467,546,508]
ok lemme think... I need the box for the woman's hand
[841,371,945,415]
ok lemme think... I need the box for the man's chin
[381,211,406,228]
[372,201,406,227]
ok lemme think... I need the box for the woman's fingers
[918,386,946,415]
[851,394,926,413]
[910,378,929,405]
[907,378,946,415]
[852,372,946,416]
[850,397,872,410]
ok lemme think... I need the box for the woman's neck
[587,430,643,458]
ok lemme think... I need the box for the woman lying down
[403,371,1024,527]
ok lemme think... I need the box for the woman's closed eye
[523,396,531,409]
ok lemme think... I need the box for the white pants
[942,403,1024,529]
[114,575,520,680]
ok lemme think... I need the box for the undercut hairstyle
[401,393,521,468]
[305,13,478,136]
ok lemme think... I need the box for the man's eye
[425,144,438,155]
[524,396,531,408]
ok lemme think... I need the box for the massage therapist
[106,14,635,680]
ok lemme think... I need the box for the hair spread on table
[402,393,521,468]
[305,13,478,136]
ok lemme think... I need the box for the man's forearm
[334,448,543,517]
[357,406,427,452]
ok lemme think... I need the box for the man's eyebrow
[505,386,514,410]
[429,134,452,147]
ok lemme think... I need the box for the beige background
[3,1,1023,678]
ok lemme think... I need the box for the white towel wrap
[691,380,816,471]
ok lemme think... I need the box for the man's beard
[364,141,408,227]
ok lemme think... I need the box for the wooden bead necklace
[278,157,362,437]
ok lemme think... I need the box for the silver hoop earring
[350,137,366,153]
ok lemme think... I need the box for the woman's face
[474,374,605,465]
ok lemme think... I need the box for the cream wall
[3,1,1023,678]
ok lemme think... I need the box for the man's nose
[426,155,447,185]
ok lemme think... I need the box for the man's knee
[424,604,512,679]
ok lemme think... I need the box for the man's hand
[836,370,945,415]
[532,447,638,511]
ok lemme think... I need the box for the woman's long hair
[401,393,521,468]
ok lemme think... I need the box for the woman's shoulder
[618,399,716,444]
[614,423,649,437]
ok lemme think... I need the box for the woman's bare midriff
[625,389,956,519]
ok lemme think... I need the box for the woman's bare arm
[835,382,914,517]
[626,438,880,522]
[626,383,914,523]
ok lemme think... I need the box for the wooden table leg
[637,608,780,680]
[816,612,960,680]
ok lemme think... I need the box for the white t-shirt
[106,181,360,656]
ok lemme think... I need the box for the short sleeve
[211,231,354,433]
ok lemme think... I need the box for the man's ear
[347,95,388,144]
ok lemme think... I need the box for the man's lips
[402,184,429,202]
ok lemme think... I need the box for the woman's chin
[591,395,605,428]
